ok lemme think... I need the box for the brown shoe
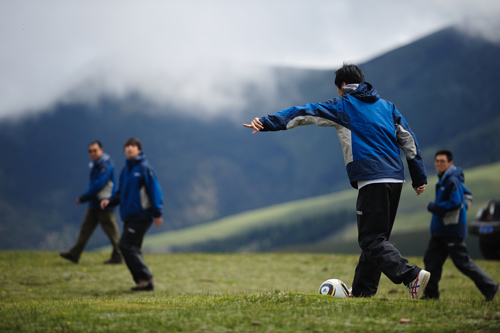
[104,259,123,264]
[131,279,154,291]
[60,252,78,264]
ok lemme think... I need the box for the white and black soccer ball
[319,279,350,298]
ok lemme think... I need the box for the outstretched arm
[244,101,345,135]
[243,117,264,134]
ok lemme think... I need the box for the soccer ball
[319,279,350,298]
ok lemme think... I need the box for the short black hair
[435,149,453,162]
[124,137,142,151]
[89,140,103,149]
[334,63,366,89]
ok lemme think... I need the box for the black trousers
[119,220,154,284]
[351,183,420,297]
[423,237,498,299]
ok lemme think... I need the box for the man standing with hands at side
[101,138,163,291]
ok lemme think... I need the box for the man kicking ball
[244,63,430,299]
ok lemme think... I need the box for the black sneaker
[60,252,78,264]
[486,285,499,302]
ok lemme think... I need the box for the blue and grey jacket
[79,153,115,211]
[258,82,427,189]
[109,153,163,222]
[428,165,472,238]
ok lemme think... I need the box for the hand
[414,184,426,196]
[100,199,110,210]
[76,198,81,204]
[154,217,163,227]
[243,117,264,134]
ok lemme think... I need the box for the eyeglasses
[434,159,448,164]
[88,149,98,154]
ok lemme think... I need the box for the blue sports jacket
[428,165,471,238]
[79,153,116,211]
[259,82,427,189]
[109,153,163,222]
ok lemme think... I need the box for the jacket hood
[350,82,380,103]
[91,152,113,168]
[126,153,146,167]
[99,152,112,164]
[439,165,464,183]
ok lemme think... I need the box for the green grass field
[1,251,499,332]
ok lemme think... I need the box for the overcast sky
[1,0,499,119]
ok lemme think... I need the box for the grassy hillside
[142,188,357,252]
[1,251,499,332]
[127,161,500,258]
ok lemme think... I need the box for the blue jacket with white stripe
[108,153,163,222]
[79,153,116,211]
[427,165,471,238]
[258,82,427,189]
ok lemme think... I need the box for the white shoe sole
[409,270,431,300]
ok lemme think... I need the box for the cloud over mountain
[1,0,499,119]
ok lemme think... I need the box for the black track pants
[119,220,154,283]
[351,183,420,297]
[423,237,498,299]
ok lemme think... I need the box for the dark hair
[89,140,103,149]
[435,149,453,162]
[334,63,366,89]
[124,137,142,151]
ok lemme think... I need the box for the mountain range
[1,26,499,250]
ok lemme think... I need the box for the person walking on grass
[423,149,499,301]
[101,137,163,291]
[60,141,122,265]
[244,63,430,299]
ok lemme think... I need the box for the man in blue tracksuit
[60,141,122,264]
[244,63,430,299]
[101,137,163,291]
[424,149,499,301]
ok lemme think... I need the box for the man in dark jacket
[424,149,499,301]
[60,141,122,264]
[244,63,430,299]
[101,137,163,291]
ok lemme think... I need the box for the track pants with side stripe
[351,183,421,297]
[119,220,154,284]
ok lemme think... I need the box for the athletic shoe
[59,252,78,264]
[406,270,430,300]
[104,259,123,264]
[486,284,499,302]
[131,279,154,291]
